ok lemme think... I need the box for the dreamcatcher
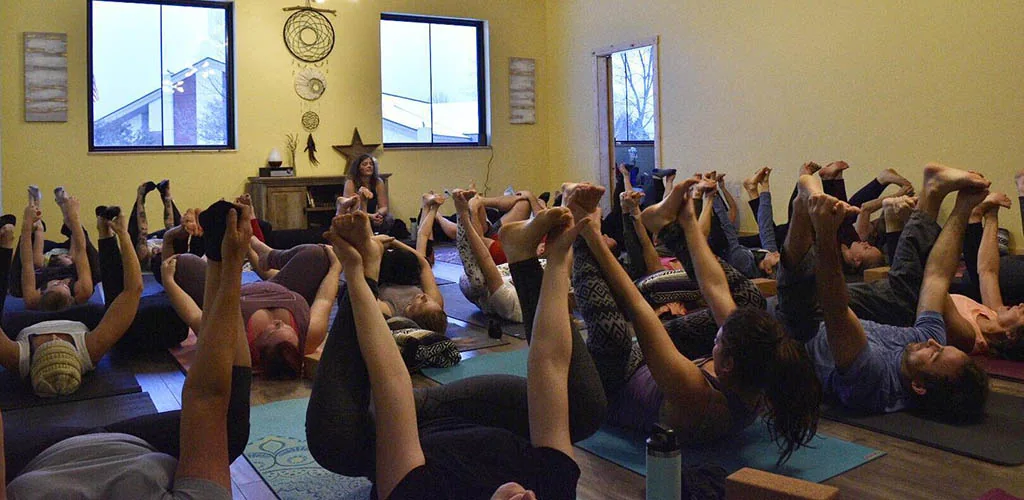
[283,1,335,167]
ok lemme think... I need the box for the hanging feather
[304,133,319,166]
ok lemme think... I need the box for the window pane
[611,45,654,142]
[429,24,479,143]
[162,4,229,146]
[92,1,162,147]
[91,0,232,150]
[381,20,431,144]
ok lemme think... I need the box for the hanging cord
[481,147,495,197]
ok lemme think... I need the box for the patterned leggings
[573,224,766,397]
[456,217,489,307]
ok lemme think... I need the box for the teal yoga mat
[423,349,885,483]
[577,424,885,483]
[245,398,371,500]
[421,347,528,384]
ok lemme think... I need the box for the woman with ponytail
[567,180,821,469]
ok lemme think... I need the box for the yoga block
[752,278,777,297]
[726,468,839,500]
[863,266,890,283]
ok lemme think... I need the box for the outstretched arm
[677,185,737,325]
[19,207,41,309]
[918,190,984,315]
[527,220,581,458]
[175,207,251,491]
[809,195,867,370]
[415,204,437,257]
[86,216,143,364]
[390,238,444,307]
[305,247,342,354]
[62,199,94,303]
[162,257,203,333]
[978,207,1006,309]
[579,218,712,425]
[454,190,505,294]
[328,213,424,499]
[854,197,885,242]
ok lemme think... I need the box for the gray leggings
[173,244,331,306]
[306,259,607,481]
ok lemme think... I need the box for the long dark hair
[347,154,378,191]
[719,307,822,465]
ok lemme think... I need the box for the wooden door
[266,187,308,230]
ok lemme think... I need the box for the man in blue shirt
[779,164,989,420]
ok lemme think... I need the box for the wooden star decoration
[332,128,381,165]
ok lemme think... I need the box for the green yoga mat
[245,398,371,500]
[423,349,885,483]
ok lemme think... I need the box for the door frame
[592,36,661,210]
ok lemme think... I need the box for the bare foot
[620,190,644,216]
[663,173,676,190]
[617,163,631,178]
[451,188,478,213]
[973,192,1012,217]
[795,174,825,211]
[922,163,991,200]
[819,161,849,180]
[336,195,359,216]
[181,208,202,236]
[358,186,374,200]
[697,179,718,199]
[743,167,767,197]
[234,193,252,207]
[877,168,912,188]
[641,178,698,233]
[332,211,381,265]
[564,183,605,222]
[499,207,572,263]
[759,167,773,193]
[799,162,822,176]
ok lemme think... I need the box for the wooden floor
[131,260,1024,499]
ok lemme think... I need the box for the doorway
[593,37,661,210]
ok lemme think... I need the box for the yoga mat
[823,391,1024,465]
[0,355,141,411]
[438,283,527,339]
[433,245,463,266]
[446,320,510,352]
[435,277,455,286]
[973,356,1024,382]
[976,489,1023,500]
[422,348,528,385]
[423,349,884,483]
[576,424,884,484]
[245,398,371,500]
[3,392,158,431]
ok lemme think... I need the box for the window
[88,0,234,151]
[380,14,488,147]
[612,46,655,143]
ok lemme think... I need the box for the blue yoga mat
[423,349,885,483]
[245,398,371,500]
[577,424,884,483]
[421,347,528,384]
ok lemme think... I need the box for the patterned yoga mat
[244,398,371,500]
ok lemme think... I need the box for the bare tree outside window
[612,46,655,142]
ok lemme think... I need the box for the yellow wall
[1,0,549,225]
[546,1,1024,242]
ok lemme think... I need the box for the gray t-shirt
[806,311,946,413]
[7,433,231,500]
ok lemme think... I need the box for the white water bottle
[646,424,682,500]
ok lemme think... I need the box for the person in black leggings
[306,208,606,499]
[3,206,253,496]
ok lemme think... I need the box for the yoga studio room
[1,0,1023,498]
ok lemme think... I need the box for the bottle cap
[646,423,680,452]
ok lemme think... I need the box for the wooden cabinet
[247,175,390,230]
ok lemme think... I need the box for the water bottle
[646,424,682,500]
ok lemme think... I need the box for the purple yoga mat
[973,357,1024,382]
[975,488,1022,500]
